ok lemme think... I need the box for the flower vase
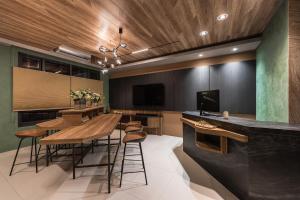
[86,100,93,107]
[74,99,80,109]
[79,99,86,109]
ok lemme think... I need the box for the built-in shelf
[181,117,248,154]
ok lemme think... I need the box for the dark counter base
[183,112,300,200]
[183,124,249,199]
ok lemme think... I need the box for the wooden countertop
[40,114,121,145]
[59,105,104,114]
[181,117,248,143]
[183,111,300,134]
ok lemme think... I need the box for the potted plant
[70,90,83,109]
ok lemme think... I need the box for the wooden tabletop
[36,118,76,131]
[40,114,121,145]
[59,105,103,114]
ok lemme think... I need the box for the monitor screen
[197,90,220,112]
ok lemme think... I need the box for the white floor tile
[0,131,238,200]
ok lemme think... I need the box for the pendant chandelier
[98,27,127,68]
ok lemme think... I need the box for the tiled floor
[0,130,238,200]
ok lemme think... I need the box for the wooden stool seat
[125,125,143,133]
[126,121,141,127]
[16,129,46,138]
[123,132,147,143]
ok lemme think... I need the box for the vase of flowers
[70,90,84,109]
[92,92,101,106]
[82,89,93,107]
[70,89,104,109]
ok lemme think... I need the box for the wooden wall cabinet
[13,67,103,111]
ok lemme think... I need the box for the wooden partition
[13,67,103,111]
[71,76,103,94]
[13,67,71,111]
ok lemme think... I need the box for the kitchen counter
[182,111,300,200]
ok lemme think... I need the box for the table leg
[72,144,76,179]
[108,135,111,193]
[46,145,49,166]
[119,121,122,145]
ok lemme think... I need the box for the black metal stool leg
[46,145,49,166]
[80,143,83,164]
[139,142,148,185]
[34,137,38,173]
[72,144,76,179]
[91,140,94,153]
[29,137,34,164]
[120,143,127,187]
[9,138,23,176]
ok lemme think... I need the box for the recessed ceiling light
[232,47,239,52]
[132,48,149,54]
[120,43,127,48]
[200,31,208,36]
[217,13,229,21]
[116,59,121,65]
[199,54,203,57]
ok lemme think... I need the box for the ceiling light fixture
[132,48,149,54]
[232,47,239,52]
[198,54,203,57]
[200,31,208,36]
[217,13,229,21]
[98,27,127,68]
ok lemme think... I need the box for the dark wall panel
[109,60,256,114]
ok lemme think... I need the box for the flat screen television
[197,90,220,115]
[133,84,165,106]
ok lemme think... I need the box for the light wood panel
[0,0,280,65]
[40,114,121,145]
[289,0,300,123]
[13,67,103,111]
[13,67,71,111]
[71,76,103,95]
[162,111,183,137]
[110,51,256,78]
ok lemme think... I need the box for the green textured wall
[102,73,110,110]
[0,45,108,152]
[256,1,289,123]
[0,46,19,153]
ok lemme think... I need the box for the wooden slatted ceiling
[0,0,281,65]
[40,114,122,145]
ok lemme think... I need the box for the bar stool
[125,120,143,133]
[120,131,148,187]
[126,121,141,127]
[9,128,46,176]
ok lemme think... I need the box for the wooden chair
[9,128,46,176]
[120,131,148,187]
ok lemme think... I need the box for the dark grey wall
[109,60,256,114]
